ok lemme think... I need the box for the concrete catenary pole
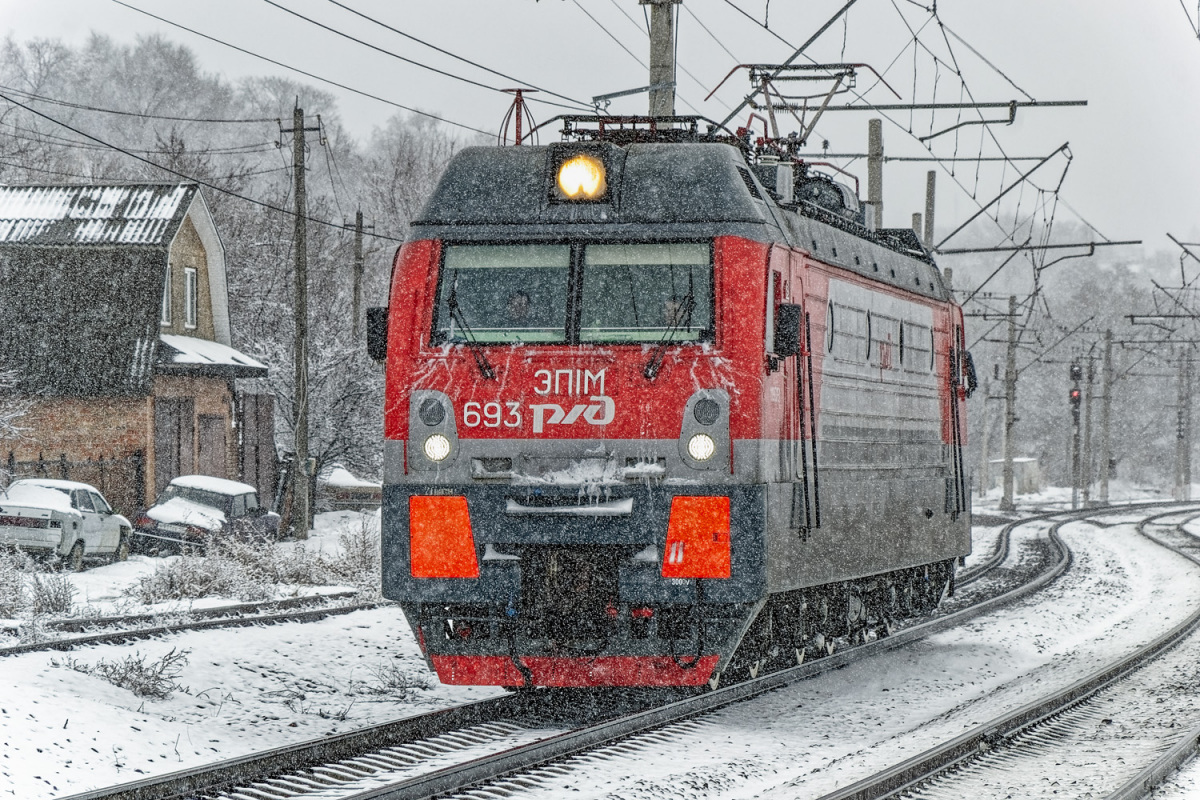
[644,0,680,118]
[867,119,884,228]
[1177,348,1188,501]
[1000,295,1018,512]
[923,170,936,248]
[1082,355,1095,505]
[978,376,991,499]
[1100,329,1113,503]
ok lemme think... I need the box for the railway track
[59,503,1112,800]
[0,592,376,657]
[807,506,1200,800]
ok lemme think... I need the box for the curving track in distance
[811,505,1200,800]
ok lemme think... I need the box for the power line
[257,0,500,96]
[320,0,592,110]
[110,0,493,137]
[0,89,405,243]
[0,84,277,124]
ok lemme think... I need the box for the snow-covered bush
[328,518,381,595]
[351,660,430,701]
[27,571,75,615]
[128,526,380,604]
[0,548,26,617]
[128,551,272,604]
[57,648,190,699]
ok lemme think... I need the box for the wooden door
[154,397,194,494]
[197,415,227,479]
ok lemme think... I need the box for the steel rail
[61,502,1166,800]
[297,510,1084,800]
[1102,509,1200,800]
[811,506,1200,800]
[0,596,380,658]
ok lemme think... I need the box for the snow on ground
[3,494,1198,798]
[0,512,503,799]
[0,511,374,637]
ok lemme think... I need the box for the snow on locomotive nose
[372,123,970,688]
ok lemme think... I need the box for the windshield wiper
[643,277,696,381]
[447,276,496,380]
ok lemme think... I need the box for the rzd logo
[530,396,615,433]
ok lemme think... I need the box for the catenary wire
[259,0,589,113]
[320,0,592,109]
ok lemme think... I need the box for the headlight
[686,433,716,461]
[693,398,720,425]
[417,397,446,426]
[557,154,606,199]
[423,434,451,462]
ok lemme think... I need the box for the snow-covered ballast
[376,131,971,688]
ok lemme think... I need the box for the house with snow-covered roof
[0,183,276,514]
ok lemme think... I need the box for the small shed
[988,457,1042,495]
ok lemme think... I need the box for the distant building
[988,457,1041,495]
[0,183,275,514]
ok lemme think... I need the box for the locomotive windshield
[579,242,711,343]
[435,244,571,344]
[432,241,712,345]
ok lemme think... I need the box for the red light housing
[661,496,731,579]
[409,496,480,578]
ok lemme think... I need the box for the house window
[184,267,198,329]
[160,264,172,326]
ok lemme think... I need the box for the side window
[830,303,868,363]
[184,267,198,329]
[90,493,112,515]
[231,493,247,518]
[160,263,172,326]
[72,490,95,513]
[826,302,835,353]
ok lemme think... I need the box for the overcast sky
[2,0,1198,256]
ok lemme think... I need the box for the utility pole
[1100,329,1113,503]
[1069,362,1082,510]
[352,210,364,337]
[1082,355,1095,506]
[1001,295,1018,512]
[282,104,321,538]
[867,119,884,228]
[643,0,680,117]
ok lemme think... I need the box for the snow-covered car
[132,475,280,552]
[0,479,132,569]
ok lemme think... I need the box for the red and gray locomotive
[371,116,971,688]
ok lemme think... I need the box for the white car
[0,479,132,570]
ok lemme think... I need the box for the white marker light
[423,434,451,462]
[557,154,606,199]
[687,433,716,461]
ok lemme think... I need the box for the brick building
[0,183,274,514]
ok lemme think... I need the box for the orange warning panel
[409,495,480,578]
[661,496,731,579]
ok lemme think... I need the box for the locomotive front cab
[381,225,772,687]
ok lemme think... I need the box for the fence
[3,450,146,517]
